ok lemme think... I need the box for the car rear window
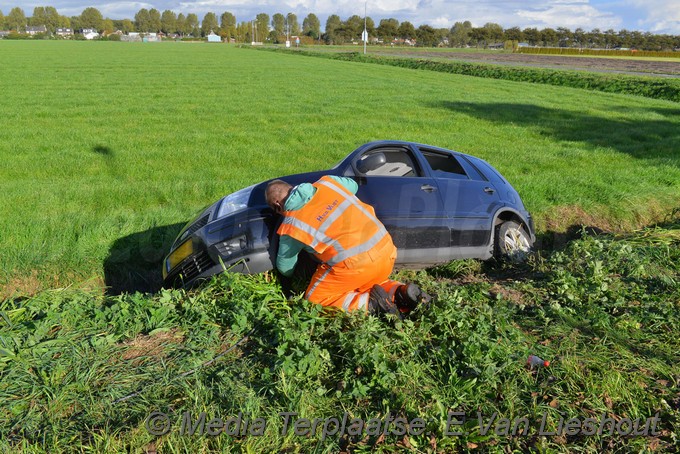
[421,149,468,179]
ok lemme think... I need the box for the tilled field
[370,49,680,77]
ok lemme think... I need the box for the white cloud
[514,3,622,30]
[624,0,680,34]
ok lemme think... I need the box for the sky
[2,0,679,35]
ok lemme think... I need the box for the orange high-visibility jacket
[277,176,390,267]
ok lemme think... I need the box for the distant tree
[482,22,503,44]
[449,21,472,47]
[271,13,285,37]
[160,10,176,34]
[398,21,415,40]
[541,27,558,46]
[254,13,268,41]
[0,10,5,30]
[572,27,586,47]
[201,12,218,36]
[148,8,161,32]
[102,18,114,34]
[56,14,69,29]
[70,16,81,31]
[186,13,199,36]
[345,15,362,40]
[603,29,618,49]
[365,17,375,37]
[325,14,341,43]
[376,18,398,42]
[416,24,437,47]
[504,26,522,43]
[220,12,236,39]
[586,28,603,48]
[176,13,186,35]
[468,27,483,47]
[235,20,250,42]
[7,7,27,31]
[31,7,47,27]
[302,13,320,39]
[556,27,572,47]
[522,27,540,46]
[435,27,449,45]
[287,13,299,35]
[134,9,150,32]
[80,7,103,31]
[44,7,60,32]
[121,18,133,33]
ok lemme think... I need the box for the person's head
[265,179,293,214]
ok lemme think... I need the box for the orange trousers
[304,236,403,312]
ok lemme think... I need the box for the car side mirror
[356,152,386,174]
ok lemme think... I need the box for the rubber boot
[368,284,401,318]
[394,283,432,314]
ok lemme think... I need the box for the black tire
[494,220,532,262]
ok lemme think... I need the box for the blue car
[163,141,535,287]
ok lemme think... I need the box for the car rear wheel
[495,220,532,262]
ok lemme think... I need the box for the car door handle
[484,187,495,194]
[421,184,437,193]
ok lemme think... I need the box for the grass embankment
[1,41,679,296]
[2,219,679,452]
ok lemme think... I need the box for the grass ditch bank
[1,217,678,452]
[260,47,680,102]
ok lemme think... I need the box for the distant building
[0,31,10,38]
[81,28,100,40]
[207,31,221,43]
[121,32,142,42]
[142,33,161,42]
[56,28,73,37]
[26,25,48,35]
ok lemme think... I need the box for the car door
[418,147,501,250]
[344,145,451,264]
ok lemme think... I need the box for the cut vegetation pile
[2,219,678,452]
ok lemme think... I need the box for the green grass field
[1,41,679,452]
[1,40,678,296]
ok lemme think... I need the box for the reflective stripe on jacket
[277,176,388,267]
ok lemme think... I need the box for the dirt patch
[120,328,185,363]
[371,50,680,78]
[488,282,530,306]
[1,270,43,300]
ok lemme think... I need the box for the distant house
[26,25,48,35]
[0,31,10,39]
[142,33,161,42]
[121,32,142,42]
[207,31,221,43]
[56,28,73,37]
[81,28,99,40]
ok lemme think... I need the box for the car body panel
[163,141,535,287]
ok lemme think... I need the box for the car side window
[355,147,421,177]
[421,149,468,180]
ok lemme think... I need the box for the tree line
[1,6,679,50]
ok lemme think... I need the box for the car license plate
[167,239,193,273]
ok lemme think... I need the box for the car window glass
[421,149,468,179]
[356,147,421,177]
